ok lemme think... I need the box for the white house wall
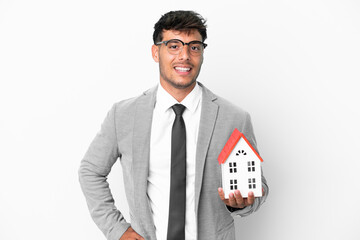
[222,138,262,198]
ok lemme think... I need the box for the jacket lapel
[195,83,219,214]
[132,86,157,238]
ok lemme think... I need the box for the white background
[1,0,359,239]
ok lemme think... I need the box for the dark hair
[153,10,207,44]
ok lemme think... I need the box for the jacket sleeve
[228,112,269,217]
[78,104,131,240]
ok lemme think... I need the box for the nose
[177,45,191,61]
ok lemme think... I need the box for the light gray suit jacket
[79,82,268,240]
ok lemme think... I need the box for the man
[79,10,269,240]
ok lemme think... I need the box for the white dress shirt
[147,83,202,240]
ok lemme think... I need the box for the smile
[174,67,191,72]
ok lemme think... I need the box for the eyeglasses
[156,39,207,56]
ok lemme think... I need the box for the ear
[152,44,159,63]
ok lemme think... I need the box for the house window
[229,162,237,173]
[248,178,256,189]
[236,149,247,156]
[247,161,255,172]
[230,179,238,190]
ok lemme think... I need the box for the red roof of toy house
[217,128,264,164]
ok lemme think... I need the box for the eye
[167,40,182,50]
[191,45,200,51]
[189,42,202,52]
[169,45,179,49]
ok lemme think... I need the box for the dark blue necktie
[167,104,186,240]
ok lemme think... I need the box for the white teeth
[175,67,191,72]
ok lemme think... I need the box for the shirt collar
[155,82,202,114]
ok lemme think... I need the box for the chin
[168,79,196,89]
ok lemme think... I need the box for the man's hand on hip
[217,188,255,209]
[120,227,144,240]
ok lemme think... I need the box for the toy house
[218,128,263,199]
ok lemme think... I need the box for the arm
[78,104,131,240]
[218,112,269,217]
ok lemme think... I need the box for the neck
[160,81,196,102]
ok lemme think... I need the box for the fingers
[218,187,225,201]
[228,192,237,206]
[228,190,246,208]
[218,188,231,206]
[234,190,245,208]
[246,191,255,206]
[218,188,255,209]
[136,233,145,240]
[120,227,144,240]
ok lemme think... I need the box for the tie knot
[172,104,186,116]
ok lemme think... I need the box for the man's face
[152,29,204,92]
